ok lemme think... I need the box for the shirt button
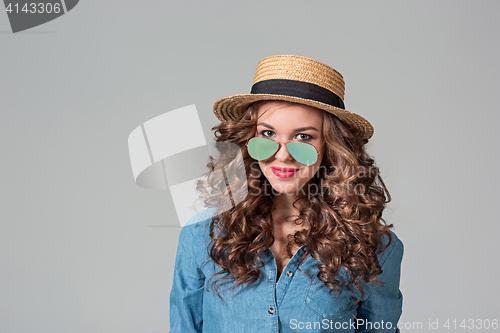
[286,270,293,277]
[268,307,275,314]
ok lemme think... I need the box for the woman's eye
[297,133,313,141]
[260,130,275,137]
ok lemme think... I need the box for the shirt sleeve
[355,234,404,333]
[169,225,205,333]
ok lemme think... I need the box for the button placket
[275,246,307,307]
[267,268,278,319]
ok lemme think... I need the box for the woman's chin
[269,183,301,196]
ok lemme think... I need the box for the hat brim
[213,93,374,140]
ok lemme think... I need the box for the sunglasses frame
[245,136,324,166]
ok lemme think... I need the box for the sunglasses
[246,137,322,166]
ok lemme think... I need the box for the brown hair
[196,101,393,310]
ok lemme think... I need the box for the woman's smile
[270,166,300,178]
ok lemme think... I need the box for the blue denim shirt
[169,207,404,332]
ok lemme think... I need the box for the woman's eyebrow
[257,122,320,133]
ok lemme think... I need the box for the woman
[169,55,404,332]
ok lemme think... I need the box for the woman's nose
[274,142,294,161]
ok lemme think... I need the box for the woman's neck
[272,193,302,217]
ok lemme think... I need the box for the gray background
[1,0,499,332]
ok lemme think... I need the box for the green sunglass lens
[247,137,278,161]
[248,138,318,166]
[286,142,318,166]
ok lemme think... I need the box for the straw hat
[213,55,374,140]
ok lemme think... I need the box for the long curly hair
[196,100,394,310]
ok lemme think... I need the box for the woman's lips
[271,166,299,178]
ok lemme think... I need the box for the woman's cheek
[300,166,315,182]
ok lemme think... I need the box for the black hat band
[250,79,345,109]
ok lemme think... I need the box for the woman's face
[255,101,325,196]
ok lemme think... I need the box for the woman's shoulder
[183,206,218,227]
[173,207,219,267]
[376,229,404,267]
[178,206,218,243]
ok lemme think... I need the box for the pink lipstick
[271,166,299,178]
